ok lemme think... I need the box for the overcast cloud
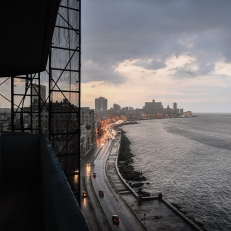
[81,0,231,112]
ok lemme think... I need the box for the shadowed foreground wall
[0,133,90,231]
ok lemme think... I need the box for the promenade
[104,131,203,231]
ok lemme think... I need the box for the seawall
[112,123,204,231]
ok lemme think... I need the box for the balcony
[0,133,90,231]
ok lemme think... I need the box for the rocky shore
[113,122,206,230]
[115,128,152,197]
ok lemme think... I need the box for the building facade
[80,107,95,147]
[144,99,163,114]
[32,84,46,106]
[95,97,107,113]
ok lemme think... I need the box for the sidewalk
[106,133,203,231]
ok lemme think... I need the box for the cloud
[214,62,231,76]
[82,1,231,84]
[82,59,126,85]
[81,1,231,112]
[133,59,166,70]
[171,66,196,78]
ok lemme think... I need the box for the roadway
[80,141,111,231]
[81,123,201,231]
[91,139,145,231]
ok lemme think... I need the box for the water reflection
[82,197,87,208]
[86,166,91,176]
[74,173,79,183]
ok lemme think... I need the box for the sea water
[122,114,231,231]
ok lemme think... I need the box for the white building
[80,107,95,144]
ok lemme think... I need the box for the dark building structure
[0,0,88,230]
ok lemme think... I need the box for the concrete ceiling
[0,0,60,77]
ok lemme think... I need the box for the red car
[112,215,120,226]
[99,190,104,197]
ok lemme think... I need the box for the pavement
[81,145,112,231]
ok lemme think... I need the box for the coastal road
[91,140,145,231]
[80,144,112,231]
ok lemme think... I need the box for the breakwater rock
[117,130,146,182]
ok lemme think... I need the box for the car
[99,190,104,197]
[93,172,96,178]
[86,163,90,166]
[82,191,87,197]
[112,215,120,225]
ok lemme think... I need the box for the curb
[105,134,148,231]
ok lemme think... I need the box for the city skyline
[81,1,231,113]
[1,1,231,113]
[94,97,184,113]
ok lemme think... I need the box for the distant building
[144,99,163,114]
[50,99,78,134]
[134,109,144,119]
[121,107,129,114]
[80,107,95,132]
[165,105,171,114]
[95,97,107,113]
[113,103,121,112]
[185,111,192,116]
[32,84,46,106]
[94,113,101,124]
[24,98,78,134]
[106,110,114,118]
[81,107,95,146]
[173,102,177,113]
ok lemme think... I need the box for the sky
[81,0,231,113]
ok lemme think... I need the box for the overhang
[0,0,60,77]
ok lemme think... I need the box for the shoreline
[113,122,152,198]
[113,121,207,231]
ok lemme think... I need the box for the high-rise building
[173,102,177,113]
[95,97,107,112]
[32,84,46,105]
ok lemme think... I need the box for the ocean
[121,114,231,231]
